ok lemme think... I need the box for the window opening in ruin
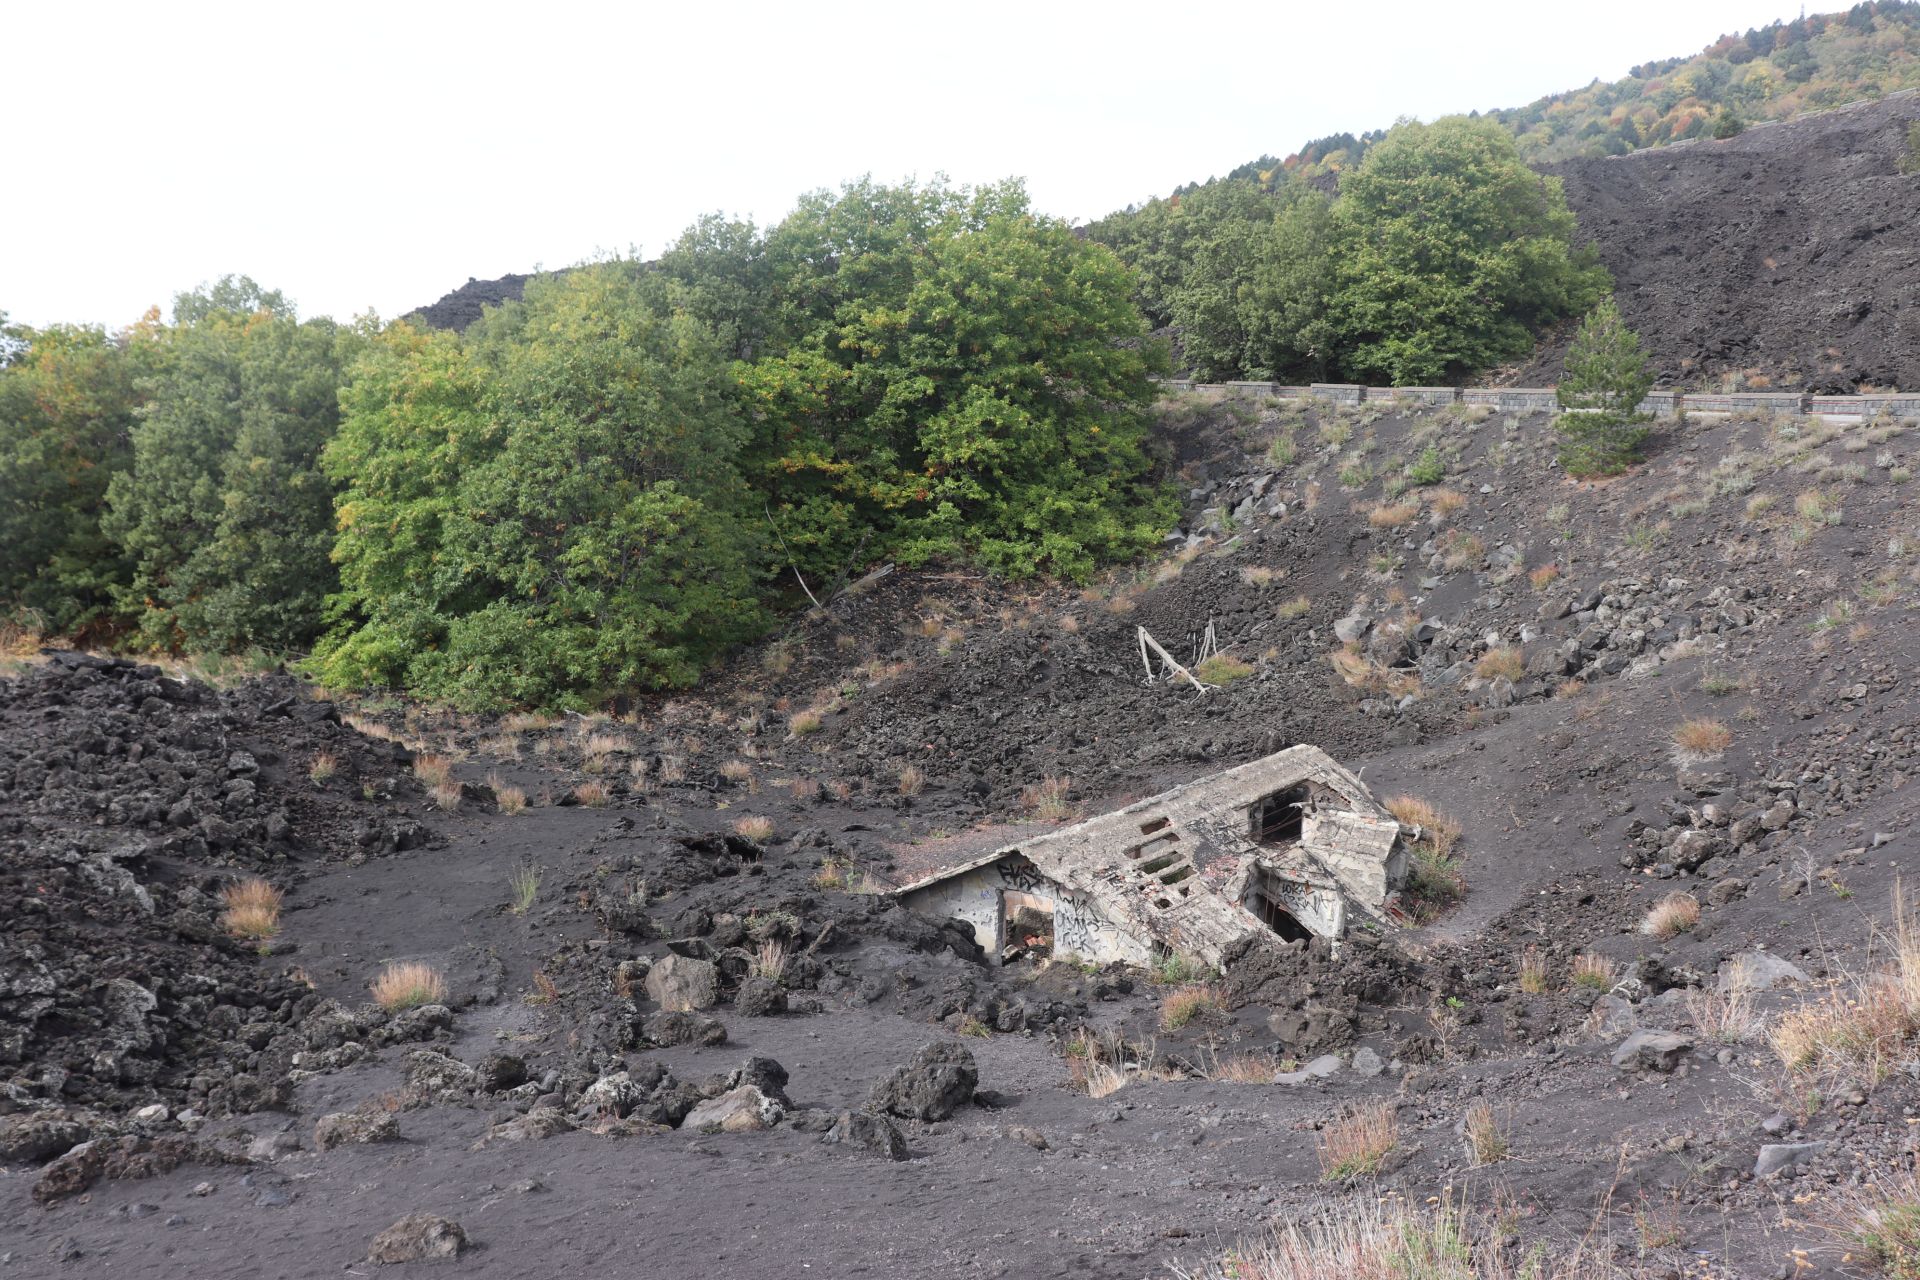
[1252,784,1310,844]
[1140,816,1170,835]
[1001,890,1055,962]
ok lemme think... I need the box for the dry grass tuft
[1831,1163,1920,1278]
[750,938,788,982]
[897,764,926,797]
[1528,563,1562,591]
[1063,1029,1130,1098]
[1769,886,1920,1086]
[1670,717,1732,763]
[1240,565,1279,588]
[1169,1194,1617,1280]
[1022,775,1073,822]
[1438,529,1486,571]
[308,751,339,785]
[429,780,463,812]
[1160,984,1227,1031]
[1368,500,1421,529]
[342,712,399,744]
[1386,795,1466,922]
[412,753,453,787]
[508,862,541,914]
[1384,795,1460,860]
[1474,646,1526,683]
[221,878,283,940]
[1571,952,1618,992]
[582,732,626,759]
[812,856,853,891]
[1203,1052,1276,1084]
[1518,947,1549,994]
[788,709,824,736]
[487,772,527,814]
[1641,892,1701,940]
[573,780,611,808]
[1317,1101,1399,1180]
[1428,488,1468,519]
[371,961,446,1012]
[1684,985,1758,1043]
[1462,1100,1509,1166]
[732,815,775,844]
[718,758,756,789]
[1276,594,1312,620]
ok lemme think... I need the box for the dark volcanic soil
[1530,91,1920,394]
[6,396,1920,1278]
[404,273,534,332]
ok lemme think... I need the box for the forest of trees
[2,180,1178,707]
[8,72,1739,706]
[1085,117,1610,384]
[1084,2,1920,383]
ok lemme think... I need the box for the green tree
[1154,180,1278,381]
[1242,188,1337,381]
[1323,117,1610,385]
[0,313,160,634]
[102,277,357,652]
[734,177,1174,583]
[1554,298,1655,476]
[316,264,768,708]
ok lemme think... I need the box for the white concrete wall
[900,857,1154,967]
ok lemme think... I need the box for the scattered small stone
[644,954,720,1011]
[1611,1030,1693,1074]
[870,1042,978,1122]
[1754,1142,1826,1179]
[314,1110,401,1151]
[1275,1054,1343,1085]
[822,1110,908,1160]
[1009,1126,1049,1151]
[367,1213,467,1264]
[681,1085,784,1133]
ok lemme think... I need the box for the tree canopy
[312,177,1171,706]
[1089,117,1608,385]
[101,278,360,653]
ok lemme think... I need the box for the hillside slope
[1521,91,1920,391]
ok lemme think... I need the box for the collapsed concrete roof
[894,745,1407,970]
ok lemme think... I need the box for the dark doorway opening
[1002,890,1055,962]
[1250,890,1313,944]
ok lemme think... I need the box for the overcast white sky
[4,0,1807,330]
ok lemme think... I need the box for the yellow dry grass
[412,753,453,787]
[370,961,446,1012]
[1160,984,1227,1031]
[1474,647,1526,682]
[221,877,283,940]
[1641,891,1701,939]
[1317,1101,1399,1180]
[732,815,774,843]
[1670,717,1732,762]
[1368,500,1421,529]
[1769,886,1920,1086]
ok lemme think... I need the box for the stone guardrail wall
[1166,381,1920,420]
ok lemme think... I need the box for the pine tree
[1555,299,1655,477]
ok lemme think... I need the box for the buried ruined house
[893,745,1410,970]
